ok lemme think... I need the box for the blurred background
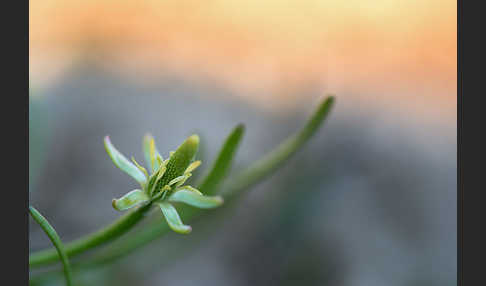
[29,0,456,285]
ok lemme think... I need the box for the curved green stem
[29,203,152,268]
[78,95,335,266]
[29,95,335,272]
[29,206,73,286]
[77,121,247,268]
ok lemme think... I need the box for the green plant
[106,134,223,234]
[29,95,335,285]
[29,206,73,286]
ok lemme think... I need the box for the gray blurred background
[30,1,456,285]
[29,64,455,286]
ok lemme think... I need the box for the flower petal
[178,185,203,195]
[158,202,192,234]
[112,189,149,211]
[169,189,223,209]
[104,136,147,186]
[143,134,162,172]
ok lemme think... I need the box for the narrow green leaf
[29,206,73,286]
[198,124,245,195]
[104,136,147,186]
[169,189,223,209]
[112,189,149,211]
[143,134,162,172]
[223,96,335,197]
[158,202,192,234]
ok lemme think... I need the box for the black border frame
[21,0,465,284]
[5,0,29,283]
[458,0,486,284]
[457,0,462,285]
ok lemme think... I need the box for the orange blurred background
[29,3,457,284]
[29,0,456,123]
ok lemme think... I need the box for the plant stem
[29,95,335,271]
[29,202,152,268]
[29,206,73,286]
[76,95,335,266]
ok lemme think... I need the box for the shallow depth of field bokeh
[29,1,456,285]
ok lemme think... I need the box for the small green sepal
[104,136,147,186]
[112,189,150,211]
[158,202,192,234]
[169,189,223,209]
